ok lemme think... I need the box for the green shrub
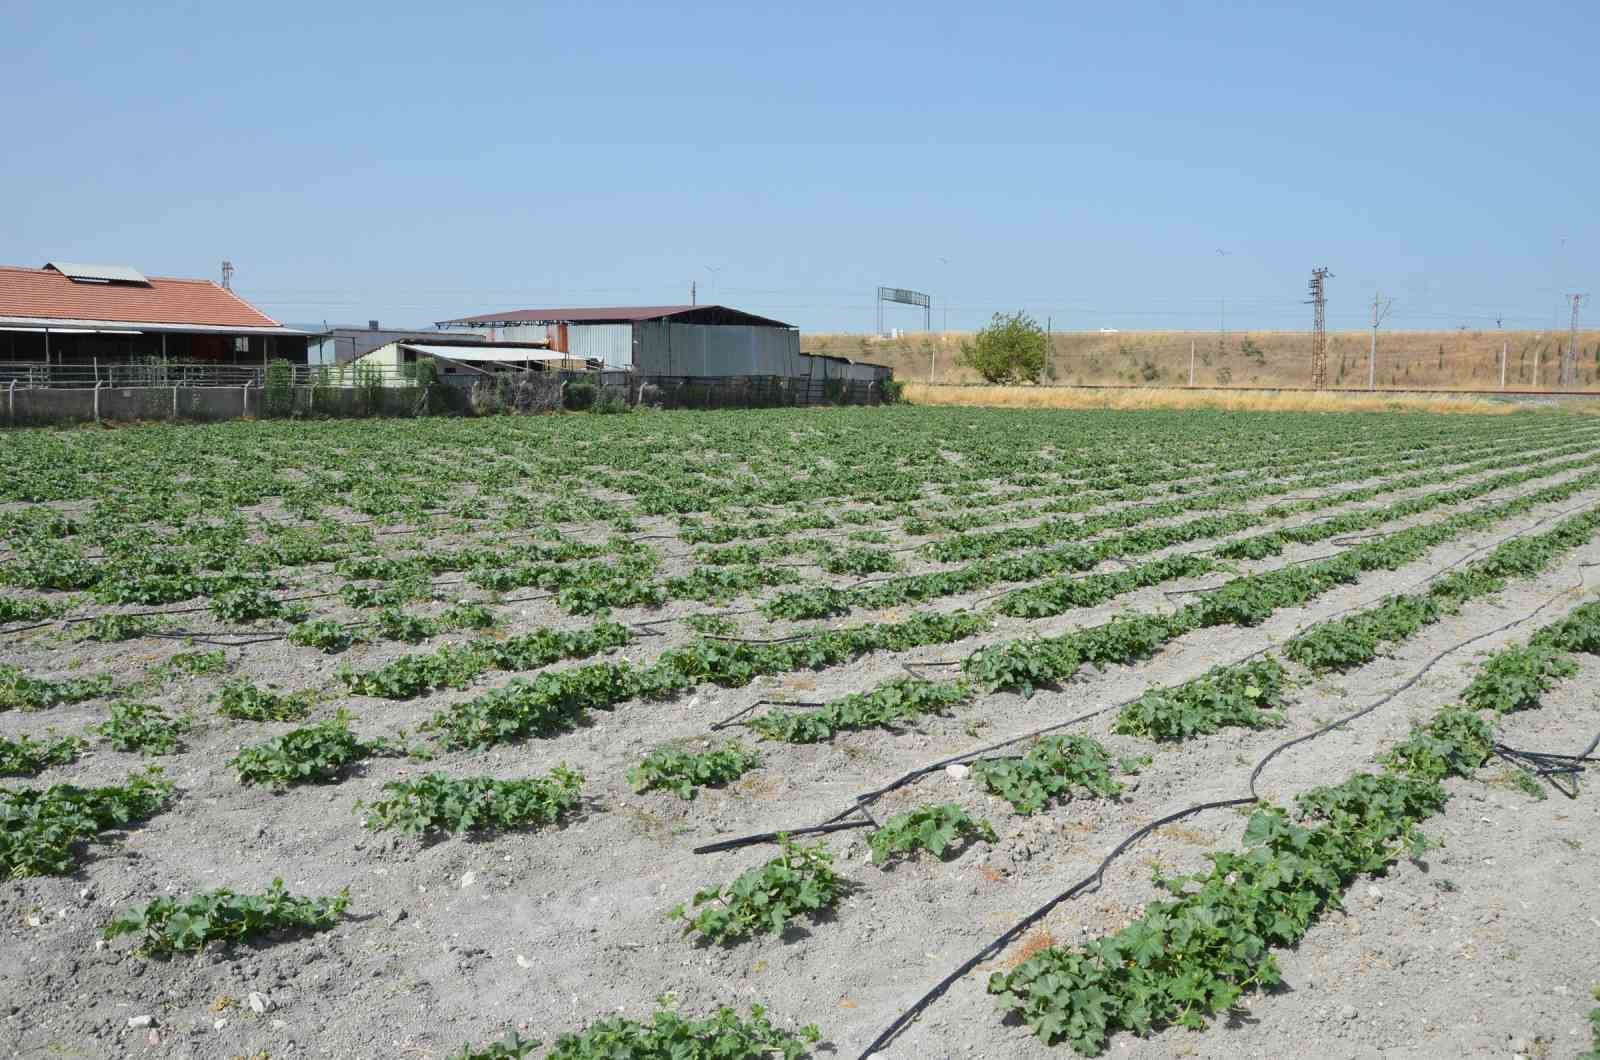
[564,382,598,411]
[958,311,1048,384]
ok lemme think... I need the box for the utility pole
[1500,339,1507,389]
[1046,315,1053,382]
[1189,338,1196,386]
[1307,267,1333,389]
[1563,293,1586,387]
[221,261,234,290]
[690,280,696,306]
[1368,290,1393,391]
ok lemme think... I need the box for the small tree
[958,311,1048,384]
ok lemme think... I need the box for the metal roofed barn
[436,304,804,377]
[350,338,598,386]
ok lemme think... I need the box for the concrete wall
[2,385,257,425]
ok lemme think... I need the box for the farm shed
[435,304,804,377]
[800,351,894,383]
[0,262,307,367]
[307,322,487,366]
[352,339,596,385]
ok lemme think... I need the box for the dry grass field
[899,382,1525,415]
[806,328,1600,391]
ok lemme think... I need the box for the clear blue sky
[3,0,1595,334]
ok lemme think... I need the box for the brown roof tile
[0,264,282,328]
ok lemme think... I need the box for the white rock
[127,1015,157,1029]
[945,764,970,780]
[1366,885,1383,901]
[516,954,532,969]
[1339,1005,1358,1021]
[460,871,477,889]
[214,1018,228,1031]
[26,915,41,927]
[248,991,273,1014]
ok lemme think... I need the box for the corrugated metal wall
[566,325,633,368]
[635,323,801,376]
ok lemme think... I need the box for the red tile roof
[0,264,283,328]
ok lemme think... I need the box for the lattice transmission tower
[1307,267,1333,389]
[1564,293,1586,387]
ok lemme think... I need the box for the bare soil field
[2,406,1599,1060]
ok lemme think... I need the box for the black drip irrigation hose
[710,501,1600,863]
[708,699,826,732]
[854,572,1592,1058]
[1491,729,1600,798]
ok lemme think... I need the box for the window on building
[234,337,250,353]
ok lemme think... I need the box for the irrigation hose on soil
[854,573,1596,1058]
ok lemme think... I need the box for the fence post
[242,384,249,417]
[7,380,13,422]
[173,385,179,420]
[93,380,102,424]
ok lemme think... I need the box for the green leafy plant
[0,732,84,776]
[212,586,297,624]
[0,664,114,712]
[102,877,349,957]
[75,614,164,642]
[216,680,314,722]
[1461,642,1578,714]
[1113,659,1288,742]
[972,734,1122,814]
[95,701,191,754]
[628,742,760,799]
[671,837,847,942]
[288,618,357,653]
[230,712,393,787]
[360,767,582,835]
[160,649,228,676]
[683,613,739,636]
[448,1031,541,1060]
[0,769,173,877]
[539,1005,819,1060]
[750,678,968,743]
[868,803,997,865]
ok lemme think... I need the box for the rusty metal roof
[437,305,794,328]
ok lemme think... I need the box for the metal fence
[629,374,887,408]
[0,360,422,389]
[0,362,895,425]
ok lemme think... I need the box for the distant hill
[803,329,1600,391]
